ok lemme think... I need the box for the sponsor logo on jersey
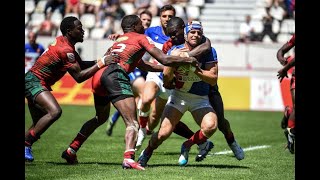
[116,36,129,42]
[67,53,75,62]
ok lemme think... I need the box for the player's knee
[202,120,218,137]
[49,107,62,121]
[126,121,139,133]
[95,115,108,125]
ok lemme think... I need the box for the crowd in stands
[25,0,209,39]
[237,0,295,43]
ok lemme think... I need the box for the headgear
[184,21,203,35]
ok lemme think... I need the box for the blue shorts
[128,68,147,83]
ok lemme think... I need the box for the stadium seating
[80,13,96,30]
[25,0,35,14]
[90,28,106,39]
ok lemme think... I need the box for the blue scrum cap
[184,21,203,34]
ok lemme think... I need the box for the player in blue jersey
[25,31,45,74]
[138,21,219,167]
[135,5,214,154]
[163,18,244,161]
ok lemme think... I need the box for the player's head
[166,17,185,45]
[60,16,84,43]
[184,21,203,47]
[139,10,152,29]
[27,31,38,45]
[159,4,176,29]
[121,15,144,34]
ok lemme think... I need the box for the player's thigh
[158,105,183,135]
[142,81,160,103]
[153,96,168,119]
[132,77,145,97]
[191,107,217,129]
[113,96,137,126]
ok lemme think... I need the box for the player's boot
[284,128,295,154]
[228,140,245,160]
[61,149,78,164]
[25,146,34,162]
[137,149,151,167]
[135,128,147,150]
[195,140,214,162]
[106,118,115,136]
[178,143,190,166]
[281,106,291,129]
[122,159,145,170]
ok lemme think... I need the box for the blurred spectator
[259,7,278,43]
[65,0,80,14]
[134,0,158,16]
[25,31,45,74]
[269,0,286,26]
[37,12,58,36]
[284,0,295,18]
[140,9,153,29]
[79,0,101,16]
[44,0,66,17]
[96,0,126,36]
[237,15,259,43]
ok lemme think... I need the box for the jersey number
[111,43,126,53]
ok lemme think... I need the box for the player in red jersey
[277,33,295,154]
[24,16,119,162]
[61,15,199,170]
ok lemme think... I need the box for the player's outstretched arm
[188,37,212,58]
[147,47,199,67]
[277,42,294,66]
[137,59,164,72]
[68,54,119,83]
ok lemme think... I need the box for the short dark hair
[121,15,140,30]
[139,9,152,18]
[159,4,176,16]
[167,17,185,29]
[60,16,78,36]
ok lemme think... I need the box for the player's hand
[97,54,120,68]
[278,57,287,66]
[188,56,199,67]
[277,68,288,82]
[170,47,182,56]
[163,78,176,89]
[104,53,120,65]
[107,33,121,41]
[170,47,189,57]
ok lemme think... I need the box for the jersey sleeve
[288,34,295,47]
[59,47,79,68]
[139,35,156,52]
[162,39,173,54]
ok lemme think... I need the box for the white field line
[208,145,271,156]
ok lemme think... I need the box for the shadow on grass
[148,164,249,169]
[42,161,248,169]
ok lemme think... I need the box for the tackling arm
[194,62,218,86]
[137,59,164,72]
[147,47,199,67]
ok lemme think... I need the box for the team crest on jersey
[67,53,75,62]
[116,36,129,42]
[146,36,155,44]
